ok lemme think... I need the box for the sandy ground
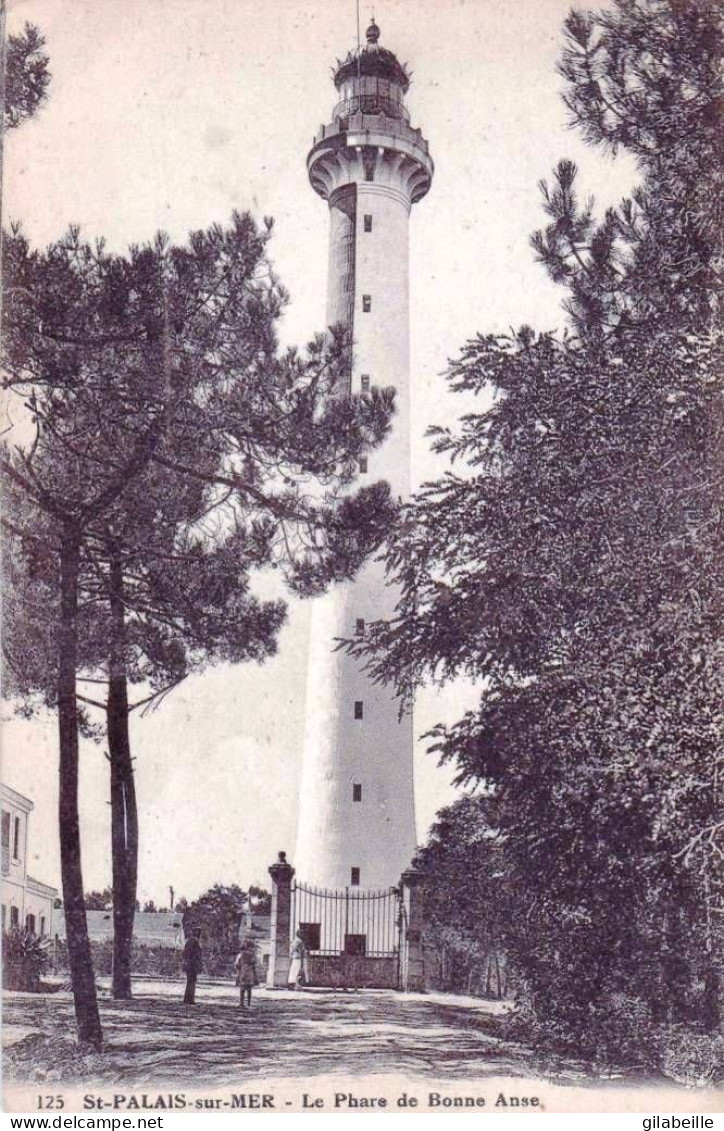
[4,980,530,1088]
[5,980,721,1115]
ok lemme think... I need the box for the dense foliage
[413,795,508,998]
[84,890,114,911]
[183,884,248,957]
[353,0,723,1065]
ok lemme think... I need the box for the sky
[2,0,637,905]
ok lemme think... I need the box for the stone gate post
[401,868,425,992]
[267,851,295,988]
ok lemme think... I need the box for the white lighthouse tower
[295,19,434,890]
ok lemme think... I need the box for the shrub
[2,928,49,991]
[505,985,658,1069]
[655,1025,724,1088]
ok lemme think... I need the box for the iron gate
[290,881,403,989]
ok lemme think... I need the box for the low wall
[307,954,398,989]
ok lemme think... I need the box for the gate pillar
[267,851,295,988]
[401,868,425,992]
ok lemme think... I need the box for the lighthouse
[294,19,434,891]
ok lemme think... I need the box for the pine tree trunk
[109,709,137,999]
[58,524,103,1048]
[108,547,138,1000]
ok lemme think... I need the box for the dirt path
[4,981,542,1088]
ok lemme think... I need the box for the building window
[354,700,363,720]
[344,933,366,955]
[299,922,321,951]
[1,811,9,870]
[363,214,372,232]
[355,618,365,635]
[12,816,20,860]
[350,867,361,887]
[26,913,36,935]
[10,906,19,928]
[362,295,371,313]
[361,374,370,393]
[359,456,368,473]
[352,783,362,802]
[40,916,46,936]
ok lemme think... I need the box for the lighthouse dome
[333,20,410,94]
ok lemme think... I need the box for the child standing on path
[234,938,259,1009]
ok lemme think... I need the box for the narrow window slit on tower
[356,618,365,635]
[361,374,370,393]
[364,214,373,232]
[353,783,362,802]
[350,867,361,886]
[362,295,372,312]
[354,700,364,719]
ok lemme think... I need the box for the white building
[295,20,434,891]
[1,784,59,936]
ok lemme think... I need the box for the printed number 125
[37,1096,64,1110]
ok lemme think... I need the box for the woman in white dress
[288,930,308,989]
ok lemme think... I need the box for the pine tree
[3,21,51,131]
[2,214,395,1040]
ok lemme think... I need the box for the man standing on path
[182,928,203,1004]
